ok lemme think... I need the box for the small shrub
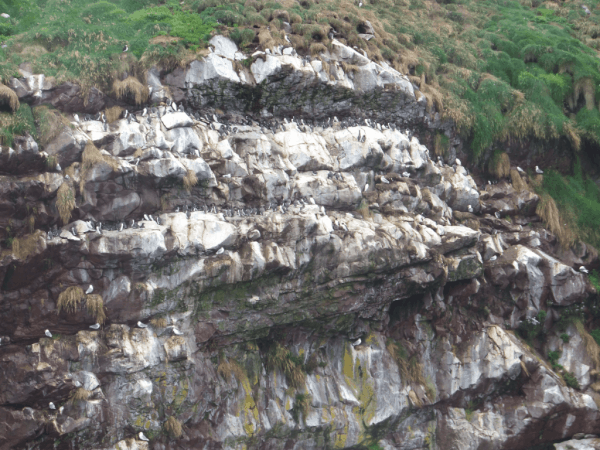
[563,371,581,389]
[217,358,245,382]
[85,294,106,324]
[112,77,149,105]
[560,333,570,343]
[290,393,311,423]
[69,387,91,404]
[11,231,43,260]
[230,28,255,47]
[150,317,167,328]
[163,416,183,438]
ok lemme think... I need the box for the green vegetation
[560,333,570,344]
[518,310,546,343]
[591,328,600,346]
[548,349,581,390]
[264,341,306,389]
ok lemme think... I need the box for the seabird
[284,34,291,44]
[535,165,543,174]
[489,255,497,261]
[517,166,524,173]
[89,323,100,330]
[172,327,183,336]
[49,402,56,410]
[579,266,589,274]
[494,211,501,219]
[122,44,129,52]
[467,205,473,213]
[143,214,149,221]
[309,197,316,205]
[139,432,149,442]
[216,247,224,255]
[402,172,410,178]
[73,114,80,123]
[56,163,62,172]
[137,321,148,328]
[455,158,462,166]
[351,338,361,346]
[45,329,52,338]
[119,222,123,232]
[71,227,77,236]
[85,285,93,294]
[364,183,369,192]
[380,176,390,184]
[74,381,82,387]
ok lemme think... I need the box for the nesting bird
[489,255,498,261]
[216,247,224,255]
[579,266,590,274]
[351,338,361,346]
[467,205,473,213]
[172,327,184,336]
[380,176,390,184]
[89,323,100,330]
[535,166,543,174]
[138,432,149,442]
[516,166,524,174]
[45,329,52,338]
[137,321,148,328]
[49,402,56,410]
[85,285,93,294]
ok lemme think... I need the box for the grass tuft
[0,84,19,112]
[183,169,198,192]
[11,231,43,260]
[80,141,119,194]
[104,106,123,123]
[113,77,149,105]
[68,387,91,404]
[265,342,306,389]
[56,183,76,225]
[163,416,183,438]
[86,294,106,325]
[150,317,167,328]
[57,286,85,314]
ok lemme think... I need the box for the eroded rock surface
[0,36,598,450]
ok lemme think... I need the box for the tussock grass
[265,342,306,389]
[11,230,43,260]
[104,106,123,124]
[113,77,149,105]
[510,169,528,193]
[183,170,198,192]
[86,294,106,325]
[0,103,36,147]
[150,317,167,328]
[56,182,76,225]
[0,84,19,112]
[32,106,72,147]
[164,416,183,438]
[57,286,85,314]
[433,133,449,157]
[489,151,510,179]
[536,191,575,248]
[217,358,245,382]
[68,387,91,404]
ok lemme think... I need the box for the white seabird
[137,321,148,328]
[402,172,410,178]
[85,285,93,294]
[139,432,149,441]
[309,197,316,205]
[579,266,589,274]
[89,323,100,330]
[535,165,543,174]
[172,328,184,336]
[351,338,361,346]
[49,402,56,410]
[517,166,524,173]
[455,158,462,166]
[467,205,473,213]
[364,183,369,192]
[216,247,224,255]
[489,255,497,261]
[45,329,52,338]
[380,176,390,184]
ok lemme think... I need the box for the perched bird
[56,163,62,172]
[517,166,524,174]
[122,44,129,52]
[142,108,147,116]
[402,172,410,178]
[351,338,361,346]
[489,255,497,261]
[138,432,149,442]
[71,227,77,236]
[74,381,82,387]
[89,323,100,330]
[364,183,369,192]
[309,197,316,205]
[172,328,184,336]
[380,176,390,184]
[73,114,80,123]
[535,165,543,174]
[216,247,224,255]
[455,158,462,166]
[579,266,590,274]
[137,321,148,328]
[284,34,291,44]
[45,329,52,338]
[494,211,501,219]
[467,205,473,213]
[85,285,93,294]
[49,402,56,410]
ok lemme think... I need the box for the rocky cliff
[1,36,599,450]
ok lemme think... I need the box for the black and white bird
[364,183,369,192]
[122,44,129,53]
[45,329,52,338]
[137,321,148,328]
[535,165,543,174]
[309,197,316,205]
[85,285,93,294]
[89,323,100,330]
[579,266,590,274]
[56,163,62,172]
[489,255,497,261]
[138,432,149,442]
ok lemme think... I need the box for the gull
[56,163,62,172]
[380,176,390,184]
[579,266,589,274]
[517,166,524,173]
[284,34,291,44]
[494,211,501,219]
[467,205,473,213]
[455,158,461,166]
[172,328,184,336]
[137,321,148,328]
[89,323,100,329]
[74,381,82,387]
[309,197,316,205]
[351,338,361,346]
[73,114,80,123]
[139,432,149,442]
[364,183,369,192]
[402,172,410,178]
[49,402,56,410]
[216,247,224,255]
[85,285,93,294]
[45,329,52,338]
[489,255,497,261]
[535,166,543,174]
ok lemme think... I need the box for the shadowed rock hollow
[1,36,599,450]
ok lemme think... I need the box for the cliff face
[1,36,599,450]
